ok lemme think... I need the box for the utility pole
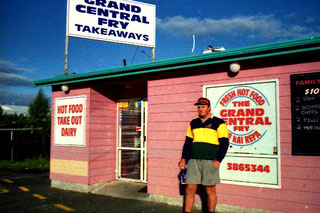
[64,34,69,75]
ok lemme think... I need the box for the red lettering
[71,116,82,125]
[236,88,250,96]
[232,101,250,107]
[225,163,270,173]
[219,90,236,106]
[220,109,228,117]
[232,135,244,144]
[57,116,70,125]
[61,128,77,136]
[69,104,83,113]
[249,91,265,106]
[245,131,261,143]
[57,105,68,114]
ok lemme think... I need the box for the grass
[0,157,49,171]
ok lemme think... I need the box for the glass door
[117,100,147,182]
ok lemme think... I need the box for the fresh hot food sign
[54,96,86,146]
[204,80,280,188]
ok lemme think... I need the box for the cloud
[0,59,35,87]
[157,15,319,40]
[0,59,34,74]
[0,72,34,87]
[0,90,35,105]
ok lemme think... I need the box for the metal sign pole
[151,47,155,62]
[10,130,13,162]
[64,34,69,75]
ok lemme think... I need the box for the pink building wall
[50,87,117,186]
[147,62,320,213]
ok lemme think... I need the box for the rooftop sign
[67,0,156,47]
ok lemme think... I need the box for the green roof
[34,36,320,87]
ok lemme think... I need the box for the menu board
[291,72,320,156]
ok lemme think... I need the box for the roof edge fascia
[34,36,320,87]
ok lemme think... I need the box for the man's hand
[214,160,220,169]
[179,159,186,169]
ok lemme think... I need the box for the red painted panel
[149,112,196,122]
[218,193,320,213]
[148,176,179,188]
[148,131,186,141]
[90,116,116,124]
[89,146,115,153]
[148,103,195,113]
[148,122,188,131]
[219,184,320,205]
[89,174,115,185]
[149,158,180,169]
[280,119,292,132]
[281,154,320,167]
[280,143,292,155]
[90,101,116,110]
[148,167,179,179]
[280,131,291,142]
[148,92,201,105]
[50,172,89,184]
[89,152,115,161]
[90,138,115,146]
[148,149,181,159]
[89,131,116,139]
[89,160,115,169]
[280,108,291,120]
[147,62,320,213]
[89,167,114,176]
[282,166,320,181]
[90,109,117,116]
[148,140,184,150]
[51,152,88,161]
[51,87,117,187]
[147,184,180,198]
[282,178,320,193]
[90,124,116,131]
[148,83,201,96]
[148,62,320,87]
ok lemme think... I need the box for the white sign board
[220,156,279,186]
[67,0,156,47]
[54,96,86,146]
[204,80,280,188]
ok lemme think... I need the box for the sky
[1,0,320,106]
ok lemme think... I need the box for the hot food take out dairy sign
[204,80,280,188]
[54,96,86,147]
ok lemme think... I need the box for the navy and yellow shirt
[182,116,229,162]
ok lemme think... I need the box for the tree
[0,106,3,120]
[28,89,50,121]
[28,89,51,158]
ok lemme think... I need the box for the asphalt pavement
[0,170,202,213]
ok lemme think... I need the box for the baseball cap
[194,97,211,107]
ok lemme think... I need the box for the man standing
[179,97,229,213]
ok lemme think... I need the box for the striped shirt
[182,116,229,162]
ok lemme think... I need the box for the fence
[0,123,50,161]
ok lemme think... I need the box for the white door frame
[116,99,147,182]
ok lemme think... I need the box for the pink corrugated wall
[50,87,117,185]
[50,88,91,184]
[88,88,117,185]
[147,62,320,213]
